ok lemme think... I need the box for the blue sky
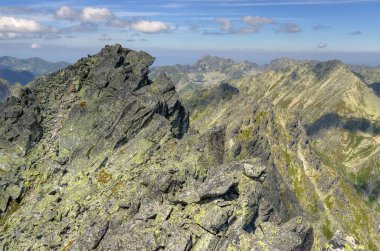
[0,0,379,65]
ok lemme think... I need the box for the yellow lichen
[96,169,112,184]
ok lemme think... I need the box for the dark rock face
[0,88,43,155]
[370,82,380,97]
[0,80,9,102]
[0,45,315,251]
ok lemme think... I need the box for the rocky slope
[233,61,380,202]
[264,57,317,71]
[0,45,379,251]
[183,60,380,249]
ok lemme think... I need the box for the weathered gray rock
[0,190,9,213]
[0,45,325,251]
[323,231,365,251]
[5,184,22,200]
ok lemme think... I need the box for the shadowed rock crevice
[2,45,378,250]
[370,82,380,97]
[306,112,380,137]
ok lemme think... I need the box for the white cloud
[55,6,116,23]
[98,33,112,41]
[317,43,328,48]
[242,16,275,25]
[31,42,41,49]
[0,16,56,33]
[130,20,169,34]
[55,5,78,20]
[80,7,115,22]
[215,18,232,31]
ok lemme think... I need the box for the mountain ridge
[0,56,70,76]
[0,46,379,250]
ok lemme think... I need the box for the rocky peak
[195,55,232,71]
[0,44,189,218]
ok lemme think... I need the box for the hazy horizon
[1,47,380,67]
[0,0,379,66]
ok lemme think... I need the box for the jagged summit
[1,45,379,250]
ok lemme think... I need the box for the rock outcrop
[0,45,378,250]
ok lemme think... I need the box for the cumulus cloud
[215,18,232,31]
[317,43,328,48]
[0,16,56,33]
[80,7,115,22]
[276,23,302,33]
[98,33,112,41]
[242,16,275,25]
[313,24,331,30]
[55,5,78,20]
[130,20,169,34]
[208,15,276,35]
[54,5,170,35]
[31,42,41,49]
[349,30,362,35]
[55,6,115,22]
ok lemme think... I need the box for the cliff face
[0,45,378,250]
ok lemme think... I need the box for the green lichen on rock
[0,45,379,250]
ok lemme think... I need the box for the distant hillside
[234,60,380,210]
[350,64,380,85]
[264,57,318,71]
[0,68,34,85]
[0,56,69,76]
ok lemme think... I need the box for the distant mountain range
[0,68,34,85]
[0,56,69,77]
[149,55,260,94]
[152,56,380,230]
[0,57,70,101]
[151,56,380,94]
[1,45,379,250]
[1,46,379,250]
